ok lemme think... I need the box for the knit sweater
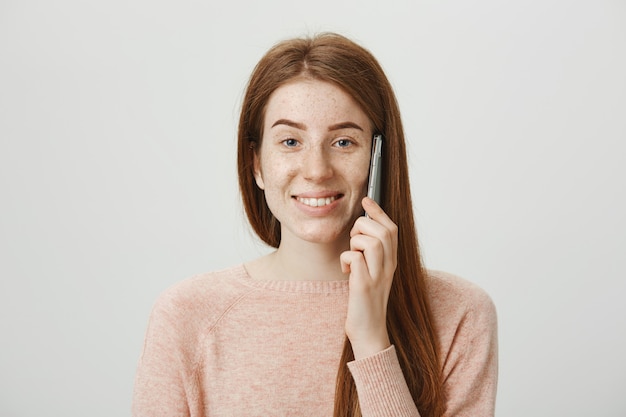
[132,265,498,416]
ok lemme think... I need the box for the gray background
[1,0,625,415]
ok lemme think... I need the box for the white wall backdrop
[1,1,624,416]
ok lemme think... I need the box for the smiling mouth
[295,195,341,208]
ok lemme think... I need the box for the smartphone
[366,134,383,216]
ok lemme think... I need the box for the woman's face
[254,79,373,246]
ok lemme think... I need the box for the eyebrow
[271,119,306,130]
[271,119,364,132]
[328,121,364,132]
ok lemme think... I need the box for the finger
[348,234,385,279]
[350,215,387,240]
[340,250,370,286]
[361,197,391,224]
[356,198,398,235]
[340,251,351,274]
[350,216,398,265]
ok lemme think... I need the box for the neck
[249,233,350,282]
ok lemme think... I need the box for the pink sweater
[132,266,497,416]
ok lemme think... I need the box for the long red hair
[237,33,444,417]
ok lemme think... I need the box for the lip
[292,193,343,216]
[294,190,342,199]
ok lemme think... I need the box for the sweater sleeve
[348,283,498,417]
[132,289,198,417]
[440,289,498,416]
[348,346,421,417]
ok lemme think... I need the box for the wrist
[350,332,391,360]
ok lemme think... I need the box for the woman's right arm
[132,292,194,417]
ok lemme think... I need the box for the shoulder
[425,270,498,351]
[425,269,496,322]
[149,265,256,334]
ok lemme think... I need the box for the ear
[252,149,265,190]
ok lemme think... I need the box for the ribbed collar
[234,264,350,294]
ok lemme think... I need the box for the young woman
[133,33,498,417]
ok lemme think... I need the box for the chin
[294,220,354,245]
[306,234,346,245]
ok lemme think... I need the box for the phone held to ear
[366,134,383,217]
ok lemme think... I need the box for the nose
[301,145,334,182]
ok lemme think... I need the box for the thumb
[340,251,349,274]
[340,250,360,274]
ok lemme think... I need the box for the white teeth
[297,196,337,207]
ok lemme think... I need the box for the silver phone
[366,134,383,214]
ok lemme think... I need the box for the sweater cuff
[347,345,420,416]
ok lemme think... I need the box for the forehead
[263,79,371,129]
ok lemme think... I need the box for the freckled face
[253,79,373,245]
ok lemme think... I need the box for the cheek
[352,155,372,189]
[259,155,295,190]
